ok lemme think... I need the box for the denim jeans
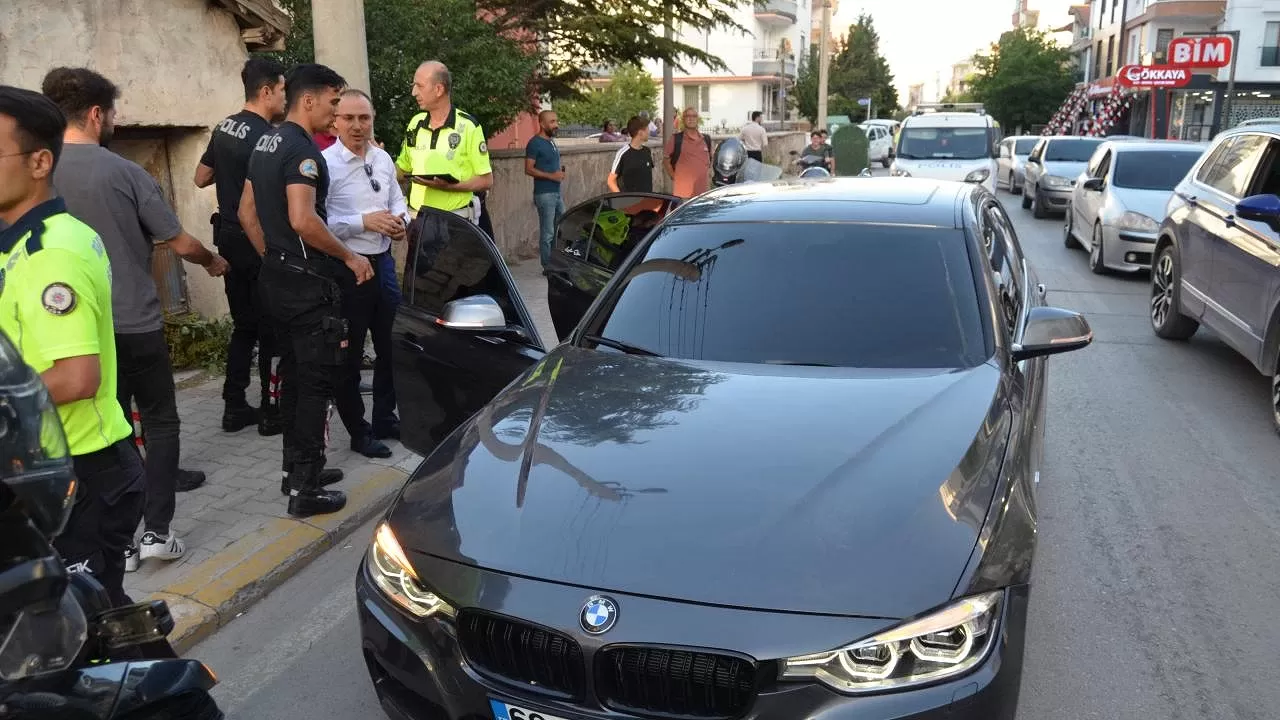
[533,191,565,267]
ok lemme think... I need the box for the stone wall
[485,131,807,262]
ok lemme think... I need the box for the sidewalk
[130,259,551,651]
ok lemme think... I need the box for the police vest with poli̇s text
[395,107,491,213]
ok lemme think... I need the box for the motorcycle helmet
[713,138,747,183]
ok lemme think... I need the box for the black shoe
[351,436,392,459]
[358,381,373,394]
[372,422,400,441]
[221,404,260,432]
[258,407,283,437]
[280,467,344,495]
[176,469,205,492]
[287,488,347,517]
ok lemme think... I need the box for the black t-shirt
[611,144,654,193]
[246,121,332,263]
[201,110,272,227]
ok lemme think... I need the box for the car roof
[1218,122,1280,137]
[668,178,971,229]
[1104,139,1208,152]
[902,113,992,128]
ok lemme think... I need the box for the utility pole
[311,0,371,93]
[817,0,832,129]
[663,2,674,137]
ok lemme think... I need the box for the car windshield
[1112,150,1202,190]
[583,222,988,369]
[1045,139,1103,162]
[1014,139,1038,154]
[897,127,992,160]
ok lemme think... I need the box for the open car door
[544,192,681,340]
[393,209,547,457]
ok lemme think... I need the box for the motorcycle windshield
[743,158,783,182]
[0,587,87,681]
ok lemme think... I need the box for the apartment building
[1207,0,1280,125]
[639,0,814,131]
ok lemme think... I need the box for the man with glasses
[321,89,406,459]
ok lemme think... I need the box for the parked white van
[890,103,1001,193]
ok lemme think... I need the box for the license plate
[490,699,573,720]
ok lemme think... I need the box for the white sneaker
[138,531,186,561]
[124,544,140,573]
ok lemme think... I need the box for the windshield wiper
[583,334,663,357]
[764,360,837,367]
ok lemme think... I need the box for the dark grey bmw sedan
[357,178,1093,720]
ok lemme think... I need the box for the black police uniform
[200,110,279,431]
[246,121,348,516]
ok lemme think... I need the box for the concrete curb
[158,465,408,653]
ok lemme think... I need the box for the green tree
[968,27,1074,132]
[266,0,537,145]
[791,45,821,124]
[553,64,658,128]
[790,14,899,124]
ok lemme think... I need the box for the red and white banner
[1168,36,1233,69]
[1116,64,1193,88]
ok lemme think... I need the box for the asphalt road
[193,187,1280,720]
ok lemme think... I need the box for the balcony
[1263,47,1280,67]
[755,0,797,26]
[753,49,797,77]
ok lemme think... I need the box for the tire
[1064,210,1081,249]
[1150,243,1199,340]
[1272,356,1280,437]
[1032,186,1049,219]
[1012,181,1023,196]
[1089,224,1108,274]
[1021,187,1033,209]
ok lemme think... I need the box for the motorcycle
[789,149,834,178]
[0,331,223,719]
[711,138,783,187]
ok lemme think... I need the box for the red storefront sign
[1117,64,1193,88]
[1168,36,1233,69]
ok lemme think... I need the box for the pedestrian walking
[524,110,564,269]
[396,61,493,226]
[322,88,405,460]
[239,63,369,517]
[740,111,768,162]
[663,107,712,199]
[608,116,655,193]
[42,67,227,570]
[0,86,144,605]
[194,57,287,437]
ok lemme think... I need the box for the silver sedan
[1064,139,1208,274]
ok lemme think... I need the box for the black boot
[222,402,260,432]
[285,462,347,517]
[258,399,283,437]
[279,464,345,495]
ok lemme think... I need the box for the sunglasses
[364,163,381,193]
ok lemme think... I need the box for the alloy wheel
[1151,251,1175,329]
[1089,225,1104,273]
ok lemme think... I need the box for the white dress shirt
[322,140,409,255]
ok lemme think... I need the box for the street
[193,190,1280,720]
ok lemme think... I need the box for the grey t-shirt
[52,144,182,334]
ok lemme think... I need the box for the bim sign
[1117,64,1192,88]
[1168,36,1233,68]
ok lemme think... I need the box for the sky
[830,0,1077,102]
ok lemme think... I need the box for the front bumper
[1103,226,1157,270]
[357,556,1030,720]
[1037,185,1073,212]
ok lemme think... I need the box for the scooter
[712,138,782,186]
[0,330,223,719]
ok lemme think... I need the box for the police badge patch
[299,158,319,179]
[447,132,461,149]
[42,283,76,315]
[479,141,488,154]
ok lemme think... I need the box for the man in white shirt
[740,111,768,162]
[321,89,407,460]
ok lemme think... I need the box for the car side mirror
[437,295,507,332]
[1081,177,1105,191]
[1011,306,1093,362]
[1235,193,1280,223]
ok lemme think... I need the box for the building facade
[640,0,815,131]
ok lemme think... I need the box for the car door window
[1094,150,1112,179]
[980,201,1024,337]
[556,199,601,265]
[585,195,678,273]
[407,209,525,326]
[1245,138,1280,197]
[1199,134,1269,198]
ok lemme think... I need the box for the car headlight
[964,167,990,183]
[779,591,1002,694]
[890,167,911,177]
[1041,174,1071,188]
[368,522,455,619]
[1117,211,1160,233]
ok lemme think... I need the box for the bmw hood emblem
[580,595,618,634]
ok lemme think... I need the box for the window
[897,127,993,160]
[1198,135,1269,198]
[1128,31,1140,64]
[682,85,710,113]
[1106,36,1115,77]
[584,222,988,369]
[557,196,677,273]
[980,203,1023,337]
[556,200,601,262]
[1095,40,1104,78]
[408,211,521,324]
[1085,146,1107,176]
[1155,28,1174,63]
[1250,140,1280,197]
[1014,138,1038,155]
[1112,150,1202,190]
[1099,0,1107,27]
[1265,23,1280,66]
[1044,137,1104,161]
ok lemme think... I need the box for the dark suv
[1150,125,1280,432]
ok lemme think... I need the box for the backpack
[670,132,712,168]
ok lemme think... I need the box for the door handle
[400,335,424,353]
[1036,282,1047,298]
[1225,214,1236,227]
[1184,194,1198,207]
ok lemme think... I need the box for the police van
[889,103,1001,193]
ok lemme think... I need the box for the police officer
[194,57,287,436]
[397,61,493,224]
[238,64,372,517]
[0,86,144,606]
